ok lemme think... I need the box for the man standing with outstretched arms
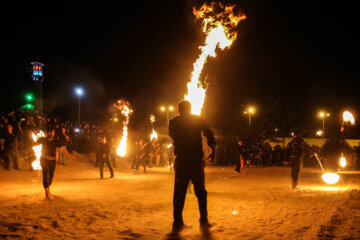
[35,128,75,198]
[169,100,216,232]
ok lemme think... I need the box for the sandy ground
[1,153,360,240]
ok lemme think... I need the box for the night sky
[0,0,358,136]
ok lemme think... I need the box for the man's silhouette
[169,100,216,232]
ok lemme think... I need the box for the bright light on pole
[75,87,84,123]
[160,105,174,127]
[318,111,330,138]
[244,106,256,127]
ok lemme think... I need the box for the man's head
[47,128,55,138]
[6,124,13,133]
[178,100,192,116]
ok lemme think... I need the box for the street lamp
[75,87,84,123]
[318,111,330,138]
[244,106,256,127]
[160,105,174,126]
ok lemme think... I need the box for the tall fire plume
[31,130,45,170]
[185,2,246,115]
[114,99,133,157]
[150,114,158,141]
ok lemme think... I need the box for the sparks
[185,2,246,115]
[31,130,45,170]
[114,99,133,157]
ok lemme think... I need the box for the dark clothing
[58,134,69,147]
[169,113,215,223]
[41,158,56,188]
[38,137,61,158]
[173,156,207,222]
[286,137,311,188]
[169,114,216,161]
[3,149,18,170]
[2,131,18,169]
[2,131,17,150]
[98,142,114,178]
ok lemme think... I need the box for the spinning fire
[114,99,133,157]
[31,130,45,170]
[184,2,246,115]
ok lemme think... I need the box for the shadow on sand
[164,226,215,240]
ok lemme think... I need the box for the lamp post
[160,105,174,127]
[244,106,256,127]
[75,87,84,123]
[318,111,330,138]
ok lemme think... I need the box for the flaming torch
[341,110,355,132]
[114,99,133,157]
[314,154,340,184]
[31,130,45,170]
[184,2,246,115]
[339,154,346,168]
[150,114,158,141]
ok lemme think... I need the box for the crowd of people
[0,109,176,173]
[1,109,360,174]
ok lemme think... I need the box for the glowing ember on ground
[340,156,347,168]
[185,2,246,115]
[232,210,237,215]
[114,99,133,157]
[31,131,45,170]
[343,111,355,125]
[321,173,340,184]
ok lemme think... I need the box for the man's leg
[41,159,50,197]
[11,150,19,169]
[291,158,300,189]
[47,160,57,187]
[99,158,104,178]
[105,157,114,178]
[191,166,208,224]
[173,167,190,226]
[3,153,10,170]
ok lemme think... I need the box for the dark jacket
[169,114,216,158]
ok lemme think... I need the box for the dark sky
[0,0,358,135]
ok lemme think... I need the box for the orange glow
[185,2,246,115]
[321,173,340,184]
[114,99,133,157]
[31,131,45,170]
[150,129,158,141]
[340,156,346,167]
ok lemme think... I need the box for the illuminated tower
[31,61,44,114]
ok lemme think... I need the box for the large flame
[343,111,355,125]
[114,99,133,157]
[185,2,246,115]
[31,130,45,170]
[322,173,340,184]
